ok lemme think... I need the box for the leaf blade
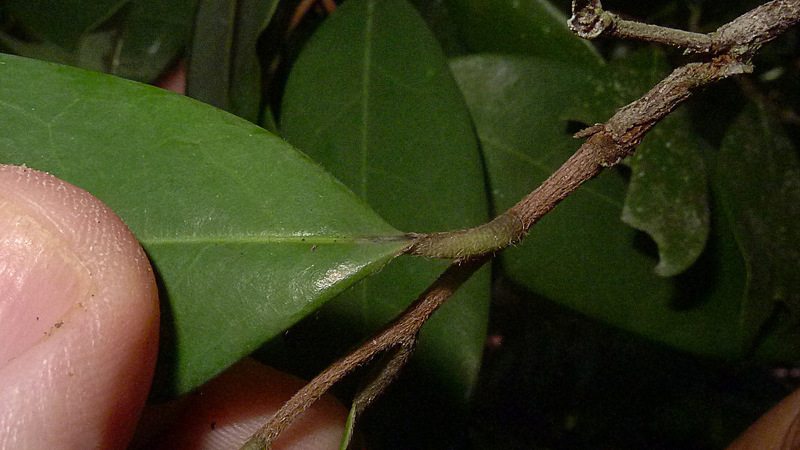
[186,0,277,123]
[0,53,408,396]
[4,0,127,51]
[566,52,711,277]
[452,55,752,359]
[444,0,602,64]
[110,0,199,83]
[717,102,800,351]
[279,0,491,410]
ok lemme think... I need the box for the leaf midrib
[141,233,408,246]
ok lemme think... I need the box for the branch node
[589,131,630,167]
[406,213,524,259]
[573,123,606,139]
[569,0,613,39]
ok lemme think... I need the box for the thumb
[0,164,159,448]
[729,386,800,449]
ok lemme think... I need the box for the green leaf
[443,0,711,277]
[187,0,277,123]
[443,0,602,65]
[229,0,279,122]
[408,0,470,56]
[717,103,800,351]
[568,52,710,277]
[0,53,409,396]
[622,114,710,277]
[339,406,357,450]
[108,0,198,83]
[186,0,236,110]
[4,0,127,51]
[279,0,490,410]
[2,0,196,84]
[451,54,760,359]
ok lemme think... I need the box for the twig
[410,0,800,259]
[569,0,800,57]
[569,0,713,51]
[407,57,750,258]
[240,255,490,449]
[339,342,416,448]
[243,1,800,447]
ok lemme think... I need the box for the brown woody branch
[569,0,800,57]
[241,255,489,448]
[244,1,800,447]
[410,0,799,259]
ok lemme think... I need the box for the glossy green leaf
[717,103,800,351]
[451,55,766,359]
[443,0,602,65]
[0,53,409,396]
[4,0,126,51]
[279,0,490,408]
[187,0,277,123]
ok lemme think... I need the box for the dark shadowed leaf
[3,0,126,51]
[0,53,409,396]
[449,55,790,360]
[187,0,277,123]
[229,0,279,122]
[108,0,198,83]
[186,0,236,111]
[717,103,800,349]
[568,52,710,277]
[279,0,490,423]
[443,0,602,64]
[621,115,710,277]
[2,0,196,84]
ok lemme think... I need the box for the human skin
[136,358,349,449]
[0,165,347,448]
[9,59,795,449]
[0,164,159,448]
[728,386,800,449]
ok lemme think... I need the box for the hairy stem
[406,213,523,258]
